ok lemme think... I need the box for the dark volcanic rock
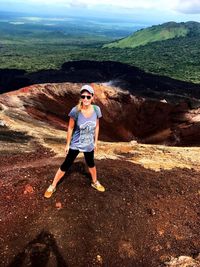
[0,69,29,94]
[1,61,200,106]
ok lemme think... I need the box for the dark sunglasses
[81,95,92,99]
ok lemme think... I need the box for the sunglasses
[81,95,92,100]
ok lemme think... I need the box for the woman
[44,84,105,198]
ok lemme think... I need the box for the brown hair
[76,99,83,112]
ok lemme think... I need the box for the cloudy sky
[1,0,200,24]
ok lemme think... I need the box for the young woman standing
[44,84,105,198]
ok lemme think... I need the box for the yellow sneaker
[91,181,105,192]
[44,185,56,198]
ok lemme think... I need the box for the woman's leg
[83,150,97,183]
[51,149,79,188]
[88,167,97,184]
[51,168,66,188]
[84,150,105,192]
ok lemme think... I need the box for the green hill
[103,21,200,48]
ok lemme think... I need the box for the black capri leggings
[60,148,95,172]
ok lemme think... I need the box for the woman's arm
[65,117,75,152]
[94,119,100,151]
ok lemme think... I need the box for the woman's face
[81,90,93,106]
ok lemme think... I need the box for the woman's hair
[76,90,94,111]
[76,99,83,112]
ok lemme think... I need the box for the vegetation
[0,18,200,84]
[103,21,200,48]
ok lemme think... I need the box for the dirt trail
[0,157,61,173]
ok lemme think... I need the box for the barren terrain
[0,82,199,267]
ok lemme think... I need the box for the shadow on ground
[8,230,68,267]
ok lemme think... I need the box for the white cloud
[5,0,176,10]
[4,0,200,15]
[173,0,200,14]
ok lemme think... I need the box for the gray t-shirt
[68,105,102,152]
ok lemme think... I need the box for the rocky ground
[0,134,200,267]
[0,82,200,266]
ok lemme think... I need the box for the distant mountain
[103,21,200,48]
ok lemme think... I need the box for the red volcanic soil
[1,82,200,146]
[0,143,199,267]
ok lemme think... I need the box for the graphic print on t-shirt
[79,121,96,146]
